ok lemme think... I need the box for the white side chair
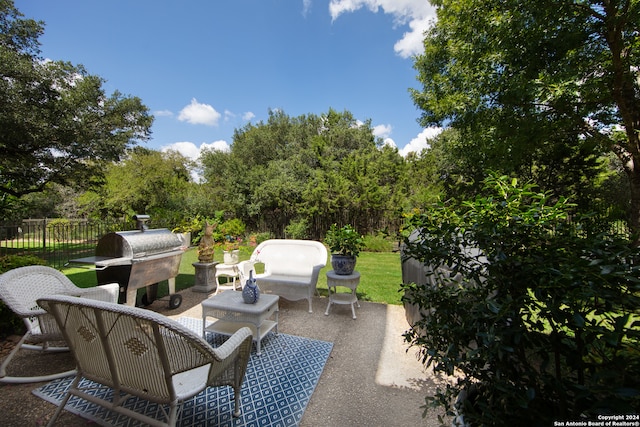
[38,295,253,427]
[0,265,119,383]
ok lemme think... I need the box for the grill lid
[96,228,184,259]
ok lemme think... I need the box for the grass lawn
[62,247,405,305]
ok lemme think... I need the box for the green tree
[202,108,404,237]
[402,174,640,424]
[92,148,196,223]
[0,1,152,202]
[411,0,640,234]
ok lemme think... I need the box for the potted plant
[324,224,364,275]
[222,237,242,264]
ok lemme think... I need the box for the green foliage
[401,174,640,425]
[324,224,365,257]
[0,1,153,204]
[362,233,394,252]
[172,215,204,234]
[219,218,245,239]
[0,254,47,338]
[100,148,194,219]
[285,217,309,239]
[252,232,273,245]
[411,0,639,226]
[201,108,409,238]
[0,254,47,273]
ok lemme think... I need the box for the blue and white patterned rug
[33,317,333,427]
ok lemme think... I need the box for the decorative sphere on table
[242,270,260,304]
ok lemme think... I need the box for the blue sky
[17,0,441,160]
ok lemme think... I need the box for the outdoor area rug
[33,317,333,427]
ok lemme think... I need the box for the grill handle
[133,214,150,231]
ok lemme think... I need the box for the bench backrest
[250,239,327,277]
[37,295,217,403]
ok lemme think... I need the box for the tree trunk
[629,168,640,246]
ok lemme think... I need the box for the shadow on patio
[0,288,452,426]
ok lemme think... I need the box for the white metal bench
[237,239,327,313]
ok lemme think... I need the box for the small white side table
[214,263,241,294]
[325,270,360,319]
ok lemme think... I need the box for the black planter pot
[331,254,357,275]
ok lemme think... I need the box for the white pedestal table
[325,270,360,319]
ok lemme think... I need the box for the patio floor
[0,288,452,426]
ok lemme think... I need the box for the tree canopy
[0,0,152,200]
[412,0,639,231]
[200,108,409,237]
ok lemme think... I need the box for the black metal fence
[0,218,129,269]
[1,206,629,270]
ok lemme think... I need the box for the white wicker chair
[0,265,119,384]
[38,295,253,427]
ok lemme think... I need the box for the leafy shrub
[172,215,204,234]
[285,218,309,239]
[401,174,640,425]
[0,255,47,274]
[362,233,394,252]
[220,218,246,239]
[0,255,48,338]
[253,232,273,245]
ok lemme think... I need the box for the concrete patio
[0,288,452,426]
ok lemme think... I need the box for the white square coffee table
[201,291,279,355]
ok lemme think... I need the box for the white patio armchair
[0,265,119,384]
[38,295,253,427]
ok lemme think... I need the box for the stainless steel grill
[71,215,185,309]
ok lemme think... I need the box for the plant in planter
[218,218,246,264]
[324,224,364,275]
[401,174,640,426]
[222,237,242,264]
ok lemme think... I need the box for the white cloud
[202,140,232,153]
[329,0,436,57]
[243,111,256,121]
[161,140,231,161]
[372,123,392,139]
[399,127,442,157]
[393,16,432,58]
[161,141,201,160]
[224,110,235,122]
[372,124,396,148]
[177,98,221,126]
[161,140,231,182]
[302,0,312,17]
[154,109,173,117]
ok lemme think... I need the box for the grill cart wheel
[169,294,182,309]
[141,286,181,309]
